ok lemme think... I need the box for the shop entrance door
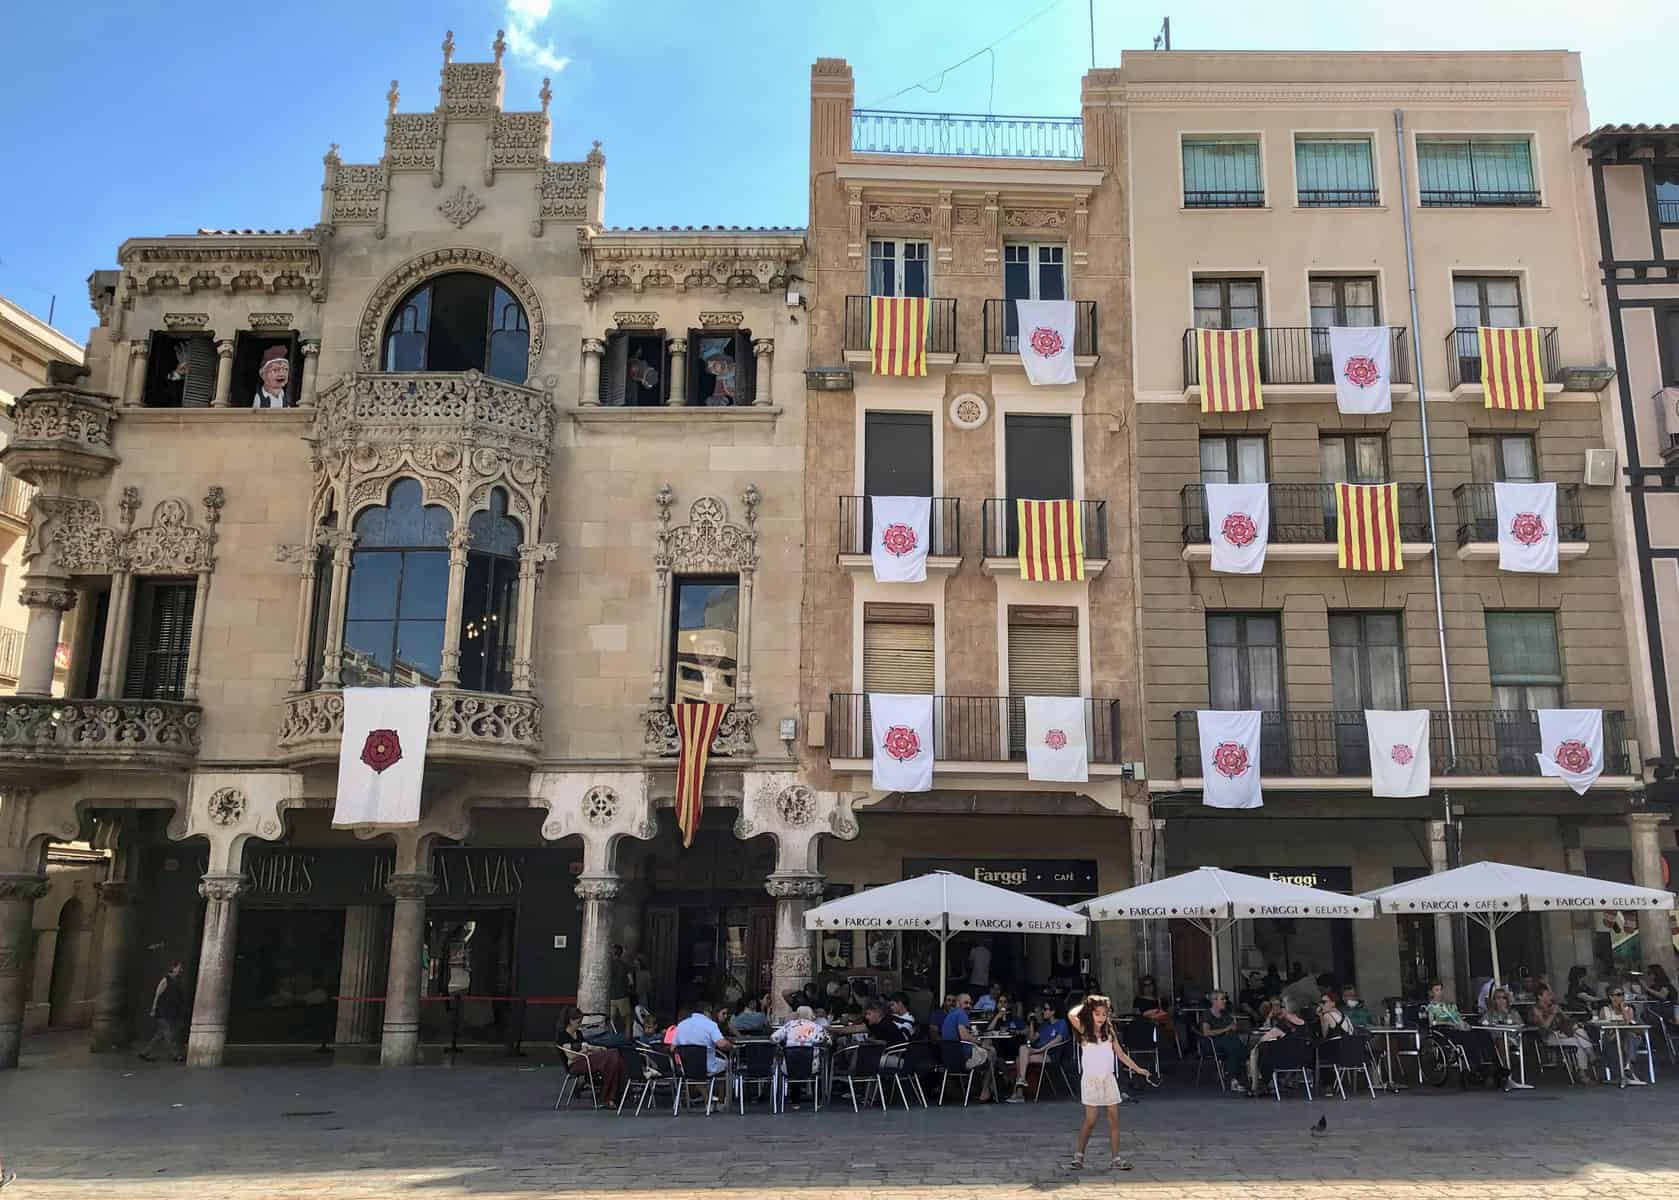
[646,905,679,1019]
[228,908,345,1044]
[424,907,516,1043]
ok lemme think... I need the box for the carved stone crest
[438,185,485,229]
[867,203,931,224]
[206,787,246,827]
[775,784,817,828]
[581,785,620,828]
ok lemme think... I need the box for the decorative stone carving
[775,784,817,828]
[0,876,50,902]
[490,110,548,174]
[574,877,622,902]
[277,688,542,765]
[248,312,293,330]
[949,393,989,431]
[25,490,223,577]
[657,492,759,576]
[17,586,76,611]
[538,160,593,225]
[0,697,202,768]
[437,185,485,229]
[866,203,931,224]
[441,60,502,117]
[22,498,118,573]
[206,787,246,827]
[643,705,759,758]
[954,205,982,226]
[581,786,620,828]
[613,312,660,329]
[356,248,543,372]
[330,163,389,227]
[125,494,220,574]
[385,874,438,901]
[1004,207,1067,229]
[699,312,745,329]
[163,313,210,330]
[118,231,326,303]
[384,111,445,173]
[4,387,119,484]
[197,874,248,902]
[764,875,824,900]
[578,228,804,301]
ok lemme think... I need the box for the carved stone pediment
[23,488,224,576]
[656,489,760,575]
[116,230,326,304]
[577,228,805,301]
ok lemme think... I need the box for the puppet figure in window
[254,345,291,409]
[626,347,660,403]
[698,337,737,407]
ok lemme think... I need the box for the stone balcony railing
[313,370,554,463]
[277,687,543,767]
[0,696,202,772]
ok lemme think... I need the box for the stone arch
[356,248,545,374]
[47,895,91,1027]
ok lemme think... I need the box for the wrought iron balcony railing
[1297,188,1379,208]
[837,496,960,558]
[1442,326,1560,390]
[1184,188,1265,209]
[1181,326,1412,389]
[0,697,202,769]
[1180,483,1432,546]
[842,296,958,358]
[1452,482,1586,547]
[981,498,1108,561]
[1421,188,1541,208]
[829,693,1121,764]
[1660,199,1679,226]
[851,109,1083,160]
[983,300,1097,358]
[278,687,541,766]
[1174,708,1630,780]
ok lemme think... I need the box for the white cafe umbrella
[1079,866,1374,991]
[1363,860,1675,989]
[804,871,1088,998]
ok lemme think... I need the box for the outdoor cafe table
[1592,1021,1656,1087]
[1366,1026,1420,1090]
[1478,1023,1540,1089]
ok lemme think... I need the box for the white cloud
[503,0,572,73]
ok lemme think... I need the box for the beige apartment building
[0,31,819,1070]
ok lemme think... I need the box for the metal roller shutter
[1007,606,1079,697]
[863,602,934,694]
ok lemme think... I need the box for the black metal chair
[731,1040,779,1114]
[1317,1034,1378,1101]
[779,1044,822,1112]
[673,1043,727,1115]
[1121,1018,1163,1083]
[878,1040,929,1109]
[619,1044,676,1117]
[1257,1037,1315,1101]
[1194,1032,1228,1089]
[831,1042,888,1112]
[555,1046,604,1110]
[934,1039,981,1106]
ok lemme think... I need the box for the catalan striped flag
[1196,327,1263,413]
[672,702,728,849]
[1335,483,1404,573]
[870,296,928,377]
[1017,499,1085,581]
[1478,326,1546,411]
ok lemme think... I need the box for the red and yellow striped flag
[672,702,728,849]
[1478,326,1546,411]
[1017,499,1085,581]
[1196,327,1263,413]
[1335,483,1404,572]
[870,296,928,377]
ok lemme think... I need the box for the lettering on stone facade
[247,853,316,896]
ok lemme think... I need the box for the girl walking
[1066,994,1152,1172]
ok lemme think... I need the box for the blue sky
[1,0,1669,338]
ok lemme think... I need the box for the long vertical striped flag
[1478,326,1546,411]
[672,702,728,849]
[1017,499,1085,581]
[1196,327,1263,413]
[870,296,928,377]
[1334,483,1404,572]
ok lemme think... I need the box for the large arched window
[460,490,522,694]
[381,271,530,383]
[304,510,337,690]
[343,480,452,687]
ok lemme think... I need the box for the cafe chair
[1121,1018,1163,1082]
[1317,1034,1379,1101]
[619,1044,676,1117]
[1257,1038,1315,1101]
[933,1040,981,1106]
[779,1045,822,1113]
[555,1046,604,1110]
[879,1040,929,1109]
[831,1042,888,1113]
[1193,1032,1228,1090]
[732,1041,779,1115]
[673,1044,728,1116]
[1033,1038,1078,1100]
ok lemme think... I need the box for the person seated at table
[1513,966,1541,1004]
[556,1004,626,1104]
[942,992,998,1103]
[1281,971,1323,1016]
[1339,985,1375,1032]
[773,1004,827,1047]
[1642,963,1679,1027]
[1528,985,1597,1081]
[1237,972,1267,1022]
[674,997,734,1080]
[1479,987,1530,1089]
[1003,1002,1070,1103]
[714,1005,732,1035]
[638,1010,665,1043]
[1425,980,1508,1087]
[1597,985,1650,1086]
[1200,990,1248,1094]
[1620,971,1647,1003]
[1317,991,1355,1038]
[1133,974,1174,1042]
[886,992,919,1042]
[1246,999,1306,1091]
[1566,966,1601,1011]
[930,994,956,1035]
[974,982,1005,1013]
[730,995,770,1037]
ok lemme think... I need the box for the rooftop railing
[851,109,1083,160]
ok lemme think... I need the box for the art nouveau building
[0,32,822,1069]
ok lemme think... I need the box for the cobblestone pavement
[2,1034,1676,1198]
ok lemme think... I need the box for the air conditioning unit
[1584,448,1617,488]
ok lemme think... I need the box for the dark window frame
[1416,137,1541,207]
[379,271,530,384]
[341,479,453,689]
[142,331,217,409]
[684,328,755,408]
[1205,611,1286,712]
[1308,275,1381,327]
[1319,432,1390,484]
[1485,609,1565,711]
[1328,611,1408,709]
[123,577,196,701]
[668,574,741,706]
[457,489,522,695]
[1453,274,1527,328]
[1655,163,1679,227]
[601,329,669,407]
[1192,275,1264,330]
[1469,432,1540,484]
[1182,136,1265,208]
[1199,434,1270,484]
[231,331,299,409]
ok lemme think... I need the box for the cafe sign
[903,859,1098,897]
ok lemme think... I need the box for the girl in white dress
[1066,994,1152,1171]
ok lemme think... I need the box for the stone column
[88,881,141,1051]
[211,339,235,407]
[298,339,322,408]
[1629,813,1678,981]
[579,337,604,406]
[574,875,620,1020]
[334,904,387,1045]
[185,874,246,1067]
[751,338,773,407]
[766,874,823,1019]
[380,873,436,1066]
[668,338,687,407]
[95,571,132,698]
[183,569,213,702]
[438,530,469,687]
[123,339,149,407]
[0,874,49,1069]
[16,583,75,697]
[320,533,356,686]
[1427,819,1459,1002]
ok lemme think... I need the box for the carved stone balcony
[0,697,202,773]
[277,688,543,767]
[0,384,121,486]
[313,370,555,465]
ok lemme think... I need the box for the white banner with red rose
[1024,695,1089,783]
[1205,482,1269,574]
[1196,709,1263,809]
[333,686,435,827]
[1494,481,1559,574]
[869,495,932,583]
[1015,299,1077,386]
[869,692,935,792]
[1365,709,1431,798]
[1536,708,1605,795]
[1329,325,1392,414]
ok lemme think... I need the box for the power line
[863,0,1072,110]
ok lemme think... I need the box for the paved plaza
[1,1033,1676,1199]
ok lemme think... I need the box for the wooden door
[645,906,679,1019]
[746,907,775,998]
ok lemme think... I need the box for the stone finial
[324,142,341,167]
[493,29,507,64]
[441,29,455,65]
[540,77,552,114]
[588,139,604,166]
[118,485,141,528]
[387,79,400,116]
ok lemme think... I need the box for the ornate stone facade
[276,688,542,765]
[577,228,804,301]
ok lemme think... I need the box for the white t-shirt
[673,1012,728,1073]
[967,945,992,988]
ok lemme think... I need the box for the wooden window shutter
[863,602,935,694]
[123,579,196,701]
[1007,606,1080,697]
[602,333,628,406]
[734,330,755,405]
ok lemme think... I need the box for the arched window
[460,489,523,694]
[304,510,337,690]
[381,272,530,384]
[343,480,452,687]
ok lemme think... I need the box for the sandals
[1066,1153,1084,1171]
[1112,1156,1135,1171]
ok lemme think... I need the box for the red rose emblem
[1510,511,1547,547]
[1044,728,1069,751]
[1211,741,1250,779]
[1221,512,1258,548]
[881,724,922,762]
[880,522,918,558]
[1554,739,1593,774]
[1343,355,1381,388]
[1390,743,1414,766]
[1028,326,1065,359]
[360,728,403,773]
